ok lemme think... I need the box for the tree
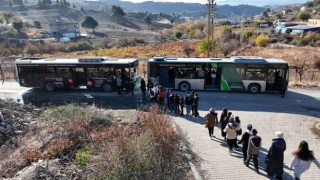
[34,21,42,29]
[42,0,52,6]
[143,15,152,25]
[111,6,125,18]
[13,21,24,32]
[198,38,218,55]
[1,13,14,24]
[81,16,98,32]
[219,39,240,56]
[175,31,182,39]
[298,11,311,21]
[262,11,269,18]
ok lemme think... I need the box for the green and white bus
[148,56,289,93]
[15,57,139,92]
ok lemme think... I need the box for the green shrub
[255,34,270,47]
[115,38,130,48]
[175,31,182,39]
[75,148,91,168]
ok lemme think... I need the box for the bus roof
[15,57,138,65]
[149,56,288,64]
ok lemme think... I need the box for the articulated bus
[148,56,289,93]
[15,57,139,92]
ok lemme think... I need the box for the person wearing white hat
[265,131,286,179]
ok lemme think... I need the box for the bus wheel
[45,82,55,91]
[248,83,261,94]
[103,83,113,92]
[178,81,191,91]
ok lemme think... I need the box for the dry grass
[0,104,191,179]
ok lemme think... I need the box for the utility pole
[207,0,216,57]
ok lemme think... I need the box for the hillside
[68,0,266,19]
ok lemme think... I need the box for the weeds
[0,104,190,179]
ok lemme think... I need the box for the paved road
[1,81,320,179]
[172,90,320,180]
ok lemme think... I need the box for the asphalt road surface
[1,81,320,116]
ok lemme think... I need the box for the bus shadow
[195,90,320,118]
[21,88,146,110]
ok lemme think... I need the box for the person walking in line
[246,129,261,174]
[174,93,180,114]
[129,80,135,95]
[193,93,199,117]
[219,108,228,140]
[140,78,146,97]
[116,75,122,95]
[238,124,252,162]
[158,86,165,106]
[184,91,192,115]
[233,116,242,148]
[204,108,218,139]
[149,84,156,103]
[190,91,195,115]
[178,95,184,116]
[265,131,286,179]
[165,88,170,109]
[169,91,174,112]
[290,141,318,180]
[224,123,237,154]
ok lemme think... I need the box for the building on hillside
[300,6,313,11]
[181,17,195,22]
[282,9,293,15]
[308,19,320,27]
[49,21,80,38]
[259,21,271,27]
[286,25,320,34]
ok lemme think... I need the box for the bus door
[158,66,172,88]
[74,67,87,87]
[266,68,286,91]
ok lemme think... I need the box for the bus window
[149,63,159,77]
[45,67,55,78]
[87,67,99,78]
[56,67,71,78]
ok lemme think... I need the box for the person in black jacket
[219,108,228,140]
[140,78,146,97]
[238,124,252,162]
[184,92,192,115]
[265,131,286,179]
[193,93,199,117]
[179,95,184,116]
[174,93,180,114]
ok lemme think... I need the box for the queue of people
[203,107,318,179]
[147,80,200,117]
[142,79,317,180]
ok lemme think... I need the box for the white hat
[275,131,284,138]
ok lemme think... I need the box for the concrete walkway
[172,90,320,180]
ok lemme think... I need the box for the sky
[121,0,309,6]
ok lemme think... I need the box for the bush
[75,148,91,168]
[255,34,270,47]
[301,32,316,45]
[175,31,182,39]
